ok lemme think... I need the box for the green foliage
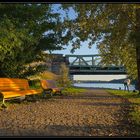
[1,3,139,86]
[28,80,41,89]
[0,4,69,78]
[61,4,139,80]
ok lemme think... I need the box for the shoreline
[72,85,136,92]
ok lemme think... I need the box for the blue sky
[52,42,99,55]
[50,4,99,56]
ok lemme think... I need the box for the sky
[51,4,99,56]
[52,42,99,56]
[50,4,127,81]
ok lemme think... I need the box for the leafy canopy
[0,4,70,78]
[61,4,140,80]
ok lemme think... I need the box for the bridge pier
[69,75,74,81]
[49,54,69,75]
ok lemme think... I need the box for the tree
[61,4,140,93]
[0,4,67,78]
[58,63,71,87]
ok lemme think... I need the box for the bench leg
[1,99,7,108]
[43,89,53,97]
[59,91,63,95]
[50,91,53,97]
[0,93,7,108]
[42,90,46,98]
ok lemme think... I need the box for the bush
[58,63,72,87]
[28,80,41,89]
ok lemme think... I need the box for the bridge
[65,54,126,75]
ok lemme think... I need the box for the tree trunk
[135,8,140,94]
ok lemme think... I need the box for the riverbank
[0,88,138,137]
[73,82,136,91]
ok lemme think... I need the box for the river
[74,82,136,91]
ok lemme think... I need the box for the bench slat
[1,89,42,99]
[0,78,29,91]
[0,78,42,103]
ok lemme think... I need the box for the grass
[62,87,87,96]
[107,89,140,130]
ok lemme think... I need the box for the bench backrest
[0,78,30,91]
[41,80,57,89]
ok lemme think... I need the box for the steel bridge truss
[65,54,126,75]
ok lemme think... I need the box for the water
[74,82,136,91]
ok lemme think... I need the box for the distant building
[50,54,69,75]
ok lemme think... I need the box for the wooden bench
[41,80,62,96]
[0,78,43,107]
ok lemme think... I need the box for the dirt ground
[0,89,137,137]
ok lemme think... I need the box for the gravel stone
[0,89,138,136]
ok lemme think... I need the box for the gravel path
[0,89,136,136]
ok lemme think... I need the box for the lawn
[62,87,87,96]
[107,89,140,129]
